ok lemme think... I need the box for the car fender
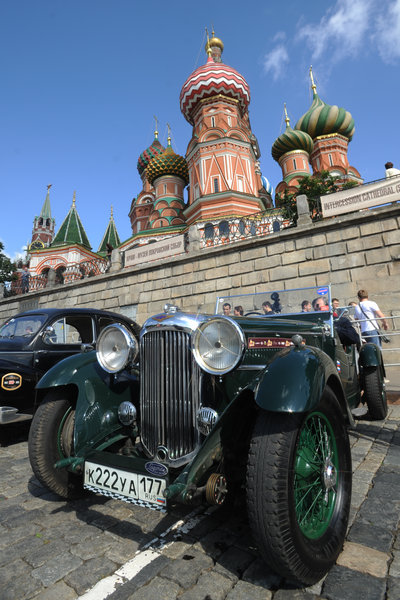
[358,343,384,369]
[252,345,341,413]
[36,351,99,389]
[36,351,138,454]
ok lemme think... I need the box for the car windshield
[215,285,333,319]
[0,315,46,339]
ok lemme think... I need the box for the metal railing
[198,208,290,248]
[3,257,108,297]
[356,315,400,367]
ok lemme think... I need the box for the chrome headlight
[96,324,138,373]
[193,317,245,375]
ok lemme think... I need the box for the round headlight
[96,324,138,373]
[193,317,245,375]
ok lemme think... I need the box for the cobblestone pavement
[1,402,400,600]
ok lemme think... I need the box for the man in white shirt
[385,161,400,178]
[354,289,388,347]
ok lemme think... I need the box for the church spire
[309,65,317,94]
[98,206,121,255]
[40,184,52,220]
[29,184,55,250]
[51,191,91,249]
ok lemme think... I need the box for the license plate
[84,461,167,508]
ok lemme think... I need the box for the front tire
[246,387,351,586]
[363,367,387,420]
[28,392,83,499]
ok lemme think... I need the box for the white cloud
[297,0,373,61]
[273,31,286,43]
[263,44,289,80]
[374,0,400,63]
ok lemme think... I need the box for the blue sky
[1,0,400,260]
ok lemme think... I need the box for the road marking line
[78,506,213,600]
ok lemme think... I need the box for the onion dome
[272,105,314,162]
[180,33,250,125]
[137,131,165,176]
[205,31,224,58]
[146,136,189,186]
[295,67,355,141]
[261,175,274,197]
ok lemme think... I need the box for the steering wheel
[244,311,262,316]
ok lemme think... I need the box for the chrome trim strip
[238,364,266,370]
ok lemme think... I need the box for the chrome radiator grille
[140,329,201,465]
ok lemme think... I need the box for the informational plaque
[321,175,400,217]
[124,235,185,268]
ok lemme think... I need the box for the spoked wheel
[363,366,387,420]
[247,387,352,586]
[28,392,83,499]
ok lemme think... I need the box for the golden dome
[205,31,224,55]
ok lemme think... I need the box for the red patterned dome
[180,56,250,125]
[137,137,165,176]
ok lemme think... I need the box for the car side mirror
[42,326,57,344]
[81,343,94,353]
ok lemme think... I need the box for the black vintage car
[28,286,387,585]
[0,308,140,424]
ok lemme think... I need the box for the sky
[1,0,400,260]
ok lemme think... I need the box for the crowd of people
[223,289,390,349]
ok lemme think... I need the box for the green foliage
[276,171,355,225]
[0,242,17,285]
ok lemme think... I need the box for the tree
[0,242,17,285]
[277,171,358,225]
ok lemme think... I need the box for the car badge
[336,360,341,373]
[145,462,168,477]
[152,314,174,322]
[1,373,22,391]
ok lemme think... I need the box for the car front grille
[139,329,201,466]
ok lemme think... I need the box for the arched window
[238,220,246,236]
[272,220,281,232]
[55,265,66,284]
[204,223,214,240]
[218,220,229,238]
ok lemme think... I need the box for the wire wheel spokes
[294,412,338,539]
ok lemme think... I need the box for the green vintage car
[28,285,387,585]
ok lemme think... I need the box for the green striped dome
[146,145,189,185]
[295,92,355,141]
[271,125,314,162]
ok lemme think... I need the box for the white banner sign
[124,235,185,268]
[321,175,400,217]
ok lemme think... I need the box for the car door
[33,314,96,375]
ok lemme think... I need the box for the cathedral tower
[295,68,362,184]
[272,105,314,198]
[129,124,165,234]
[29,184,55,250]
[179,31,272,224]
